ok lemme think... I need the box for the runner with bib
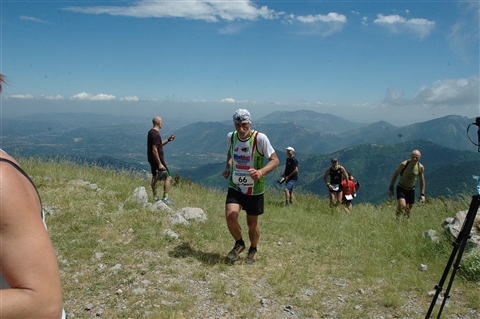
[222,109,279,264]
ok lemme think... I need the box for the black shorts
[225,188,264,216]
[396,185,415,205]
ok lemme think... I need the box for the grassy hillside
[19,157,479,318]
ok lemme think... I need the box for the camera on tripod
[426,115,480,318]
[467,117,480,152]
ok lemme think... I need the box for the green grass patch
[16,157,480,318]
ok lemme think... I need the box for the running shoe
[163,198,174,205]
[227,243,246,261]
[153,195,160,202]
[245,248,257,265]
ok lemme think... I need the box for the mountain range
[1,111,479,203]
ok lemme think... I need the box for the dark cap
[331,157,338,162]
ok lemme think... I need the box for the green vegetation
[20,157,479,318]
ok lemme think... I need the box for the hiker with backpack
[388,149,426,219]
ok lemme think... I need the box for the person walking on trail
[349,172,361,194]
[388,149,425,218]
[341,174,356,211]
[222,109,279,264]
[348,172,361,203]
[281,146,298,206]
[323,157,350,207]
[0,74,66,319]
[147,116,176,204]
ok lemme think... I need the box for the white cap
[233,109,251,124]
[286,146,294,152]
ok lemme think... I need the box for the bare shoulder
[398,160,409,169]
[0,150,19,165]
[0,157,41,222]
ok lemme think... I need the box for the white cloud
[121,96,140,101]
[44,95,65,100]
[352,103,375,109]
[314,101,336,107]
[296,12,346,24]
[20,16,52,24]
[286,12,347,36]
[219,97,249,103]
[361,16,368,26]
[71,92,116,101]
[219,23,249,35]
[382,88,407,106]
[382,76,479,108]
[413,76,479,106]
[7,94,34,99]
[374,14,435,39]
[64,0,280,22]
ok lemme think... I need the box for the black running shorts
[225,188,264,216]
[396,185,415,205]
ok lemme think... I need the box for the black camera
[467,117,480,152]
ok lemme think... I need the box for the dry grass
[19,157,480,318]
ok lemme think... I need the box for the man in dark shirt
[147,116,176,204]
[281,146,298,206]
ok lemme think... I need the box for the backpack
[400,160,410,176]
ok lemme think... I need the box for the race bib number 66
[233,170,254,187]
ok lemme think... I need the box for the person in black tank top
[323,157,350,208]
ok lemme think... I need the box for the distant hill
[171,114,477,157]
[256,109,366,133]
[178,140,480,204]
[374,115,477,151]
[2,111,479,204]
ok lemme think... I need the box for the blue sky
[1,0,479,126]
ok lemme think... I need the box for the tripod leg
[425,194,480,319]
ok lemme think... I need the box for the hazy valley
[2,110,479,204]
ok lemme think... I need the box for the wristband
[420,193,425,196]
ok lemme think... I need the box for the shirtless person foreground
[0,74,65,318]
